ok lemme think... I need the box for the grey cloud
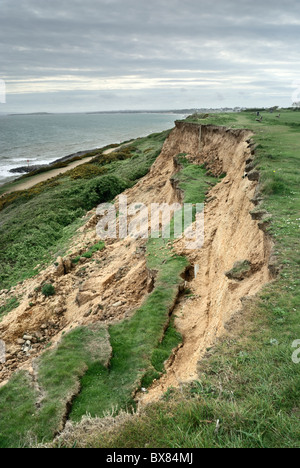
[0,0,299,112]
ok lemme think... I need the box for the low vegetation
[173,153,220,204]
[68,143,221,423]
[41,284,56,297]
[0,226,189,447]
[69,240,188,421]
[67,164,107,180]
[0,131,169,289]
[0,111,299,448]
[0,324,111,447]
[0,296,20,321]
[225,260,252,281]
[73,109,299,448]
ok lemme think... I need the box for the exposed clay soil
[0,122,273,403]
[139,123,273,403]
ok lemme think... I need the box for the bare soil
[0,123,273,406]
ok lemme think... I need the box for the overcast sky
[0,0,299,113]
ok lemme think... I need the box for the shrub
[127,165,150,181]
[0,174,128,288]
[81,175,128,209]
[0,179,61,213]
[91,146,135,165]
[41,284,56,297]
[263,174,291,196]
[0,129,169,288]
[81,242,105,259]
[67,164,107,180]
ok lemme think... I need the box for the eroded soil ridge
[0,123,273,404]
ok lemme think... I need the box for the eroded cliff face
[140,122,273,403]
[0,122,273,397]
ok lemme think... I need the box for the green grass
[0,296,20,320]
[103,130,171,182]
[0,324,111,447]
[68,139,219,422]
[0,125,181,446]
[225,260,252,281]
[71,241,105,264]
[0,175,127,289]
[0,130,169,290]
[183,112,238,127]
[173,152,221,204]
[69,240,188,421]
[81,241,105,259]
[1,110,300,448]
[150,318,182,374]
[0,372,38,448]
[63,109,300,448]
[41,284,56,297]
[78,382,300,448]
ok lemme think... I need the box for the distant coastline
[3,107,244,117]
[8,112,52,116]
[0,112,184,186]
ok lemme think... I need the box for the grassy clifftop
[0,111,299,448]
[89,110,300,448]
[56,109,300,448]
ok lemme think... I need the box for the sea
[0,112,185,186]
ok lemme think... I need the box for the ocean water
[0,113,184,186]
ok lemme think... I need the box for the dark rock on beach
[51,149,98,165]
[9,165,48,174]
[9,148,99,175]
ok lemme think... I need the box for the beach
[1,144,127,194]
[0,112,184,187]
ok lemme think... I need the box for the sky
[0,0,300,113]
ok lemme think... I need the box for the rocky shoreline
[9,148,100,174]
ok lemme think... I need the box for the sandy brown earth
[139,124,273,403]
[0,123,274,403]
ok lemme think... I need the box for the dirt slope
[0,122,273,402]
[140,123,273,403]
